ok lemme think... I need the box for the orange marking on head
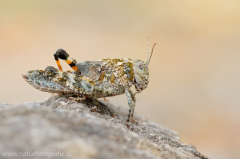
[56,60,62,71]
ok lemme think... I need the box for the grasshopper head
[133,41,157,93]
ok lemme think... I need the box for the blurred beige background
[1,0,240,158]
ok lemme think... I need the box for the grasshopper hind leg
[54,49,80,72]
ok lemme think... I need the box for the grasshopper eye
[137,61,144,70]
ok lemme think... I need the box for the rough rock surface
[0,95,208,159]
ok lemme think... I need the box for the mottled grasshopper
[22,38,157,126]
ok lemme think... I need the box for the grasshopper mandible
[22,37,157,126]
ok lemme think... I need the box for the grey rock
[0,95,208,159]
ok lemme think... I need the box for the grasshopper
[22,37,157,126]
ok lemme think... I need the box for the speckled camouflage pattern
[23,41,156,125]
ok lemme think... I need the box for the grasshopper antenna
[146,36,157,66]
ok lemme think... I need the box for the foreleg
[129,90,138,124]
[125,89,135,124]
